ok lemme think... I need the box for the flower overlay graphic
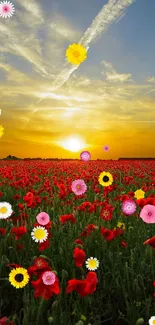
[86,257,99,271]
[0,1,15,18]
[0,202,13,219]
[80,150,91,161]
[71,179,87,196]
[122,199,136,215]
[103,145,110,152]
[31,226,48,243]
[149,316,155,325]
[42,271,56,286]
[9,267,29,289]
[66,43,87,65]
[140,204,155,224]
[36,212,50,226]
[98,171,113,187]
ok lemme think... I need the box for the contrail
[29,0,136,119]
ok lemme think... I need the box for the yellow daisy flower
[134,189,145,200]
[86,257,99,271]
[0,125,4,138]
[0,202,13,219]
[9,267,29,289]
[66,43,87,65]
[31,226,48,243]
[98,171,113,187]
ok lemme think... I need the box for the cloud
[49,14,82,42]
[101,60,133,83]
[15,0,44,23]
[148,77,155,83]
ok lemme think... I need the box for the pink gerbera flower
[36,212,50,226]
[122,199,136,215]
[42,271,56,285]
[103,145,110,152]
[80,151,91,161]
[140,204,155,224]
[0,1,15,18]
[71,179,87,196]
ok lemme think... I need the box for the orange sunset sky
[0,0,155,159]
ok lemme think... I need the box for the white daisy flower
[31,226,48,243]
[85,257,99,271]
[0,1,15,18]
[0,201,13,219]
[149,316,155,325]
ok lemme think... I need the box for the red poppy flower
[144,236,155,248]
[39,239,50,251]
[100,203,114,221]
[7,263,21,268]
[0,228,6,236]
[120,240,127,248]
[59,214,76,224]
[31,272,60,300]
[28,257,50,277]
[66,271,98,297]
[18,203,24,210]
[75,239,83,246]
[73,247,86,267]
[0,317,14,325]
[80,224,98,237]
[11,226,27,240]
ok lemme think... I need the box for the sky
[0,0,155,159]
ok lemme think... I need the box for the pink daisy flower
[42,271,56,285]
[0,1,15,18]
[36,212,50,226]
[122,199,136,215]
[80,151,91,161]
[71,179,87,196]
[140,204,155,224]
[103,145,110,152]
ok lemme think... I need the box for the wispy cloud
[16,0,44,23]
[101,60,133,83]
[148,77,155,83]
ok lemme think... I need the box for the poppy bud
[136,318,144,325]
[48,317,54,324]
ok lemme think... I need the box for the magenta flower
[140,204,155,224]
[122,199,136,215]
[103,145,110,152]
[80,151,91,161]
[71,179,87,196]
[36,212,50,226]
[42,271,56,285]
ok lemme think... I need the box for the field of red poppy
[0,159,155,325]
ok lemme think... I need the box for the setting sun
[61,137,85,152]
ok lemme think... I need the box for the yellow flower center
[73,50,80,58]
[46,276,51,280]
[34,228,46,240]
[102,210,109,217]
[0,207,7,214]
[76,185,81,189]
[153,321,155,325]
[88,259,97,269]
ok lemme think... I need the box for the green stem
[36,297,45,325]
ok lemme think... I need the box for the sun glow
[61,137,85,152]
